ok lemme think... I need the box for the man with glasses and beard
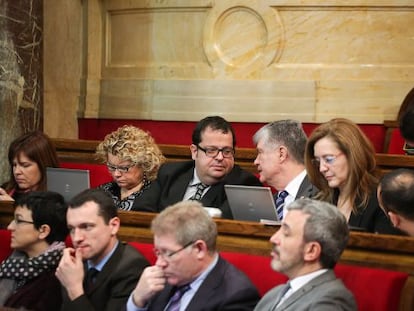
[254,198,356,311]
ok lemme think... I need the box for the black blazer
[61,242,149,311]
[135,161,262,219]
[4,270,62,311]
[334,190,401,235]
[147,256,260,311]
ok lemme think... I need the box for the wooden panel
[51,138,414,175]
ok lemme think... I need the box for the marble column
[0,0,42,184]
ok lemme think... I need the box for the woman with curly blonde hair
[304,118,398,234]
[96,125,165,211]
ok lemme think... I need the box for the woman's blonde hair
[96,125,165,181]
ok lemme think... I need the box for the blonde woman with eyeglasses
[95,125,165,211]
[304,118,399,235]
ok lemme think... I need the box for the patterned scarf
[0,241,65,289]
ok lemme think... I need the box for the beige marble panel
[104,7,210,79]
[99,79,317,121]
[43,0,83,138]
[43,0,414,138]
[315,81,414,123]
[99,79,153,119]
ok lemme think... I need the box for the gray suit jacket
[295,175,318,200]
[254,270,356,311]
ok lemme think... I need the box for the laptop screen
[46,167,90,202]
[224,185,279,223]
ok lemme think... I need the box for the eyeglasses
[311,153,343,167]
[403,143,414,155]
[106,162,136,173]
[12,218,34,226]
[197,145,235,158]
[153,241,195,261]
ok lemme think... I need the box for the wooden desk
[0,201,413,310]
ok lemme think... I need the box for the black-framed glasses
[12,218,34,225]
[196,145,235,158]
[403,142,414,155]
[153,241,195,261]
[106,162,136,173]
[311,153,343,167]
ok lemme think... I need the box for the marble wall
[43,0,414,138]
[0,0,42,184]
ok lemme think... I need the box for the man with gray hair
[255,198,356,311]
[253,120,318,220]
[126,200,260,311]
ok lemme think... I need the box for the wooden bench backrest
[51,138,414,175]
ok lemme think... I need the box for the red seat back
[220,251,287,296]
[123,240,408,310]
[0,229,12,262]
[334,264,408,311]
[60,162,112,188]
[387,128,405,154]
[128,241,157,264]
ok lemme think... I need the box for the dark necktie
[275,282,291,307]
[190,183,208,201]
[275,190,289,220]
[166,284,190,311]
[85,267,99,291]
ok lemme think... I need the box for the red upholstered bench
[220,251,287,296]
[60,162,112,188]
[386,128,405,154]
[1,234,406,311]
[0,229,12,262]
[127,241,157,265]
[334,264,408,311]
[127,241,408,311]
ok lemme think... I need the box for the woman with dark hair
[304,118,399,234]
[0,191,68,310]
[0,131,59,201]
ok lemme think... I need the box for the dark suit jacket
[135,161,262,219]
[254,270,356,311]
[61,242,149,311]
[4,270,62,311]
[295,175,319,199]
[333,190,401,235]
[147,256,260,311]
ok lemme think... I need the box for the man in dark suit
[253,120,318,220]
[126,200,260,311]
[378,168,414,236]
[400,107,414,152]
[254,198,356,311]
[56,189,149,311]
[137,116,261,218]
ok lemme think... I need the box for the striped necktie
[190,183,208,201]
[275,190,289,220]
